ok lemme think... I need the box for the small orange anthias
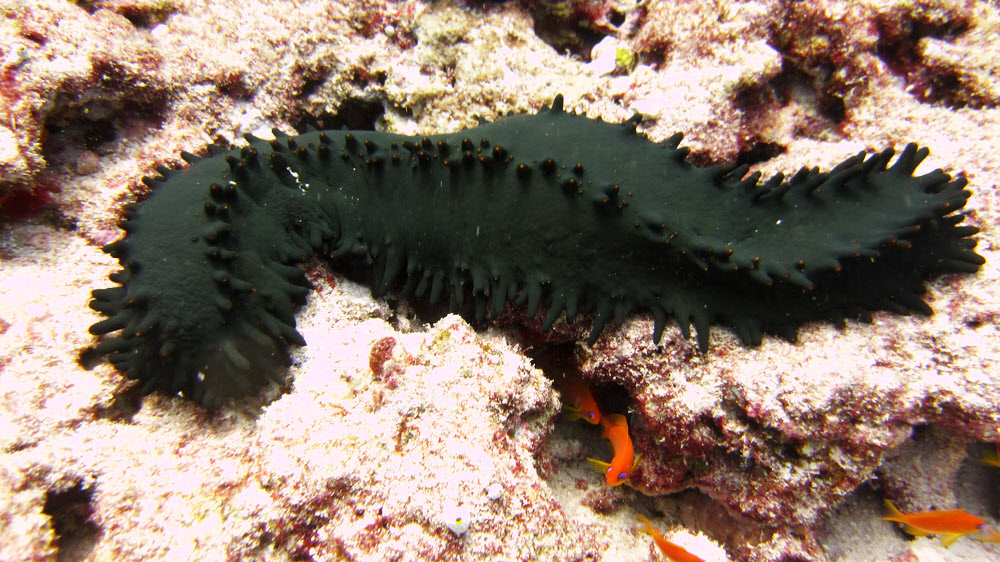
[636,514,705,562]
[587,413,640,486]
[882,500,997,547]
[554,371,602,425]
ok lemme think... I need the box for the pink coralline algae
[0,3,166,209]
[561,301,1000,557]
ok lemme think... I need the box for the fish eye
[587,412,595,419]
[617,472,627,481]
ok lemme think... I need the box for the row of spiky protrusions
[89,94,985,407]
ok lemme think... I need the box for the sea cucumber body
[89,97,984,406]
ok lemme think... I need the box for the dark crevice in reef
[41,85,168,174]
[734,140,787,169]
[43,481,101,562]
[607,8,626,28]
[116,5,177,29]
[874,11,971,70]
[734,62,847,147]
[296,64,332,100]
[73,0,179,28]
[296,97,385,133]
[528,342,633,421]
[766,6,852,118]
[217,72,254,101]
[43,101,117,151]
[874,10,985,109]
[527,342,578,379]
[71,1,100,15]
[348,65,389,89]
[20,60,170,223]
[769,64,847,125]
[528,0,614,60]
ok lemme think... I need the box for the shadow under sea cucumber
[88,94,985,408]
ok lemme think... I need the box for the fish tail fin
[587,457,610,474]
[882,499,906,522]
[980,444,1000,467]
[632,452,643,471]
[565,406,583,421]
[635,514,654,536]
[973,525,1000,543]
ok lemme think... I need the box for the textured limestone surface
[1,0,999,560]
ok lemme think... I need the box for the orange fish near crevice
[882,499,991,547]
[636,514,704,562]
[587,413,640,486]
[554,371,602,425]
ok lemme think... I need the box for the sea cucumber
[88,95,985,407]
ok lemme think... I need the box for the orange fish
[636,514,705,562]
[587,413,640,486]
[555,372,602,425]
[882,499,990,547]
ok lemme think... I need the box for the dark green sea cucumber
[88,95,985,407]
